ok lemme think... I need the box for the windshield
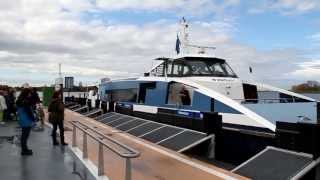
[166,59,237,77]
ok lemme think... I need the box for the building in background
[65,77,74,89]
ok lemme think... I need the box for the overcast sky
[0,0,320,88]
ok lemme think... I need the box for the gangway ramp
[81,108,102,118]
[73,105,88,113]
[232,146,320,180]
[65,110,246,180]
[94,112,211,153]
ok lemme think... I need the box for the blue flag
[175,34,180,54]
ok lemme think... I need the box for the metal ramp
[69,104,81,110]
[232,146,320,180]
[73,106,88,113]
[81,109,102,118]
[94,112,212,153]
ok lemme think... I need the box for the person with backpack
[16,87,35,156]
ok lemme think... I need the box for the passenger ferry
[98,18,319,133]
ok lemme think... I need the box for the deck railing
[233,98,299,104]
[70,121,140,180]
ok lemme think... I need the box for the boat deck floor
[0,121,95,180]
[64,110,247,180]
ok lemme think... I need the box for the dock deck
[64,109,247,180]
[0,122,95,180]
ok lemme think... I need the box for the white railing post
[125,158,132,180]
[83,132,88,159]
[98,142,105,176]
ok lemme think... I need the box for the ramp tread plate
[234,148,313,180]
[117,119,146,131]
[108,117,135,127]
[159,131,207,151]
[82,109,101,116]
[99,114,122,123]
[141,126,184,143]
[95,112,116,120]
[127,123,163,137]
[70,105,81,110]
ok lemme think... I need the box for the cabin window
[106,89,137,103]
[167,82,194,106]
[138,82,156,103]
[167,61,191,77]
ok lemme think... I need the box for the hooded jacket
[16,97,35,127]
[48,98,64,123]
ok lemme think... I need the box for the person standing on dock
[0,90,7,125]
[16,87,35,156]
[4,88,16,121]
[48,91,68,146]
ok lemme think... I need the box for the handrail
[70,120,140,179]
[233,98,298,104]
[71,121,140,158]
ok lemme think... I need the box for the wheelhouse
[150,57,238,78]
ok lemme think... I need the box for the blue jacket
[17,107,35,127]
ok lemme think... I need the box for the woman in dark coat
[48,91,68,146]
[16,88,35,155]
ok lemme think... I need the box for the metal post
[72,125,76,147]
[125,158,132,180]
[83,132,88,159]
[98,142,105,176]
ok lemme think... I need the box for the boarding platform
[94,112,213,152]
[0,122,95,180]
[65,100,320,180]
[64,109,246,180]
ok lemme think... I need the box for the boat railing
[234,98,298,104]
[70,120,140,180]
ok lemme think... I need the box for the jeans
[52,120,65,143]
[21,127,32,151]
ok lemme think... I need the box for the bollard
[98,142,105,176]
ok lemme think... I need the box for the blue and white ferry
[98,19,319,133]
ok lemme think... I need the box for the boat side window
[172,62,182,76]
[167,82,193,106]
[167,62,173,75]
[209,63,225,75]
[167,61,191,76]
[108,89,137,103]
[188,61,212,75]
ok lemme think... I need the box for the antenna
[58,63,62,78]
[176,17,216,55]
[178,17,190,54]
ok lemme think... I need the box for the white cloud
[309,32,320,42]
[95,0,240,16]
[288,60,320,80]
[249,0,320,15]
[0,0,314,88]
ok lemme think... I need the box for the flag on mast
[175,34,181,54]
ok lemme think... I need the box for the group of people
[2,84,68,156]
[0,88,16,124]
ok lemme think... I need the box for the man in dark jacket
[48,91,68,146]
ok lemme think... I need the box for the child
[33,103,45,131]
[37,103,45,130]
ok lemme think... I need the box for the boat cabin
[149,56,238,78]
